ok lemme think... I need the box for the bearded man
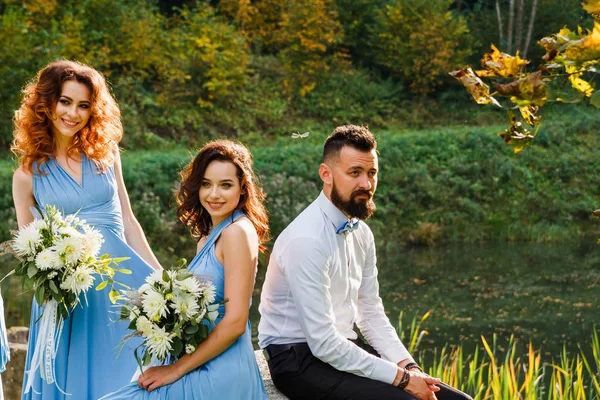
[258,125,472,400]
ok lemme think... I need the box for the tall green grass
[399,312,600,399]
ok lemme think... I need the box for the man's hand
[405,373,441,400]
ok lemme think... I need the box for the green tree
[370,0,472,93]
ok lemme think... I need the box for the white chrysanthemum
[82,227,103,258]
[31,219,46,230]
[145,326,173,360]
[58,226,81,238]
[145,269,165,287]
[53,236,85,265]
[12,222,43,257]
[185,344,196,355]
[138,283,153,294]
[142,289,168,321]
[35,248,62,271]
[179,277,201,295]
[135,316,154,336]
[170,292,200,320]
[198,282,216,307]
[60,267,95,295]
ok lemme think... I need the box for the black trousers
[266,341,473,400]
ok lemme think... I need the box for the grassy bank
[401,313,600,399]
[1,110,600,264]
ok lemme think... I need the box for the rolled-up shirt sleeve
[356,232,413,365]
[282,236,400,385]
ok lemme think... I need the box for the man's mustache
[351,189,373,199]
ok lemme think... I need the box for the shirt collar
[317,191,350,230]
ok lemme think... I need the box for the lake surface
[2,242,599,361]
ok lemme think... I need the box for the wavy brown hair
[176,140,270,253]
[12,60,122,173]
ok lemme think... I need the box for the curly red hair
[12,60,122,173]
[176,140,270,253]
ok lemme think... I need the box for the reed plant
[398,312,600,399]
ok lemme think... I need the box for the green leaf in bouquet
[134,347,144,373]
[171,337,183,357]
[109,289,120,304]
[120,306,131,320]
[115,281,131,289]
[51,289,64,303]
[206,304,220,312]
[27,263,38,279]
[34,285,46,306]
[49,279,60,294]
[196,324,209,340]
[96,280,108,291]
[185,324,199,335]
[110,257,131,264]
[162,270,170,283]
[207,310,219,322]
[143,349,152,366]
[128,318,137,330]
[116,268,132,275]
[175,272,193,281]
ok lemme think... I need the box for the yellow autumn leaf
[563,21,600,61]
[477,44,529,78]
[448,67,501,107]
[519,105,541,126]
[492,71,547,107]
[582,0,600,17]
[566,65,595,96]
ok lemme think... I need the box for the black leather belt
[263,343,306,362]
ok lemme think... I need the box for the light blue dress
[100,210,267,400]
[22,153,154,399]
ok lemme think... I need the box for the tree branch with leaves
[450,0,600,153]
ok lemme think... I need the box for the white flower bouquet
[4,205,130,392]
[117,259,222,370]
[8,205,130,319]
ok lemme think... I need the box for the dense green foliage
[0,0,590,148]
[2,110,598,265]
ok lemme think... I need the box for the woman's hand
[137,364,183,392]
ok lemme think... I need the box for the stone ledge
[4,327,28,400]
[254,350,289,400]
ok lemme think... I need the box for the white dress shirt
[258,191,412,385]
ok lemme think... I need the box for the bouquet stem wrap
[23,300,67,395]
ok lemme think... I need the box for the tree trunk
[456,0,464,12]
[516,0,524,53]
[507,0,515,53]
[496,0,504,45]
[522,0,538,58]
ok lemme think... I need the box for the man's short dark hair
[322,125,377,163]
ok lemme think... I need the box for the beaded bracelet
[398,369,411,390]
[404,362,423,372]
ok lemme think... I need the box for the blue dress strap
[195,210,245,260]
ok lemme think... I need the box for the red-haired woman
[101,140,268,399]
[12,60,161,399]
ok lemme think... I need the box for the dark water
[3,242,599,360]
[250,242,600,360]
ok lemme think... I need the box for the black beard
[330,182,376,220]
